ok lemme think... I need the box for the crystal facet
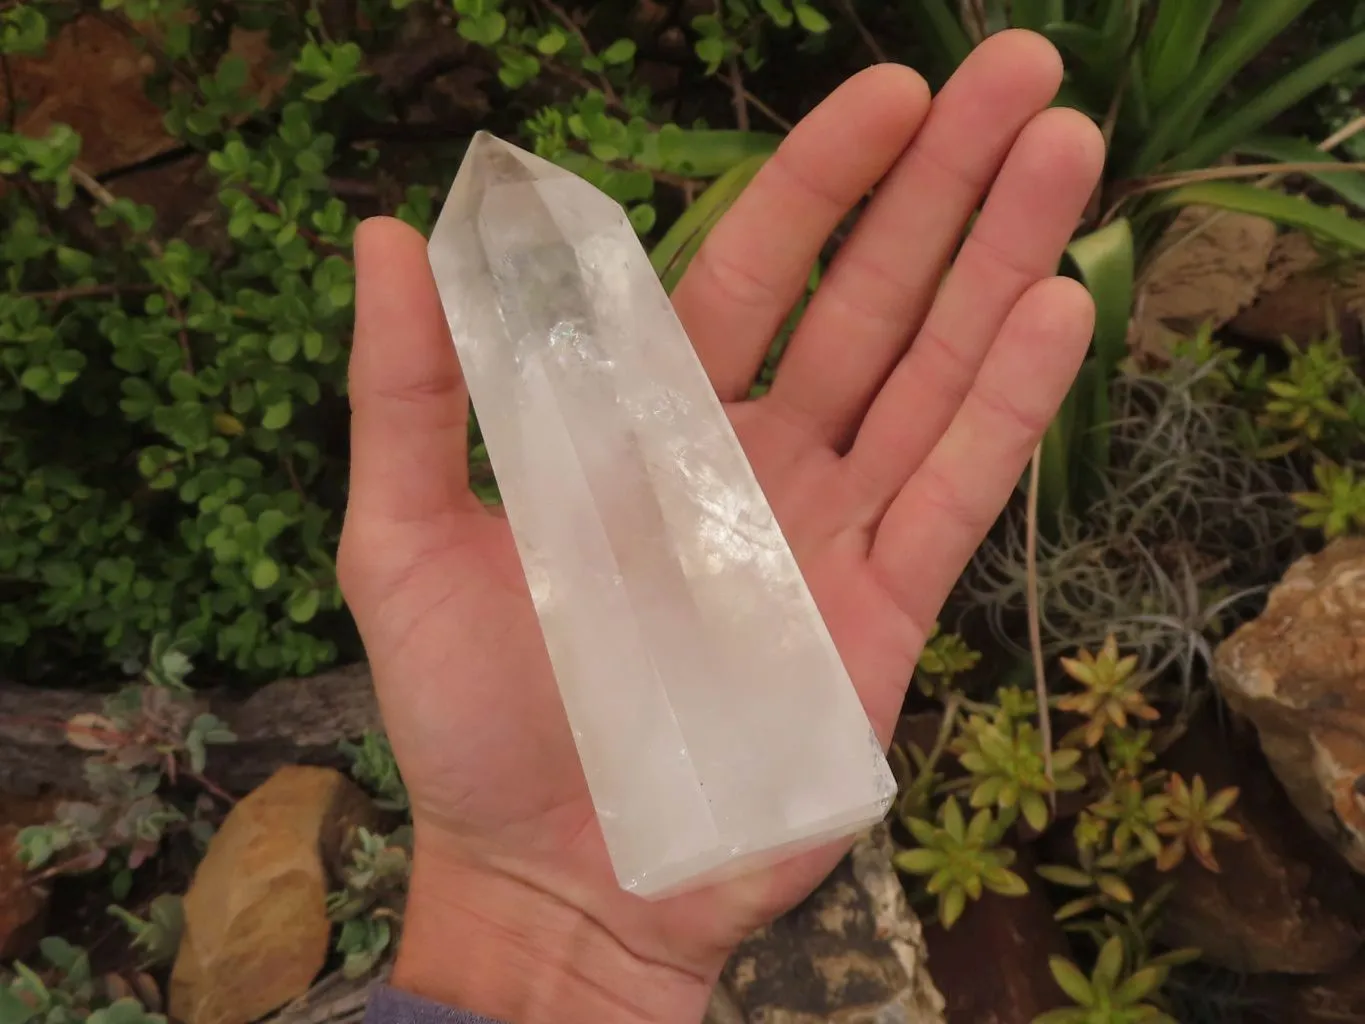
[428,132,897,898]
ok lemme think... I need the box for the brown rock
[169,766,380,1024]
[921,845,1071,1024]
[0,793,56,959]
[1152,714,1365,974]
[3,15,169,174]
[1286,948,1365,1021]
[3,17,289,178]
[1130,206,1278,361]
[1214,538,1365,873]
[718,825,945,1023]
[1231,231,1365,348]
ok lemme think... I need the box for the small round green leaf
[262,398,292,430]
[793,2,831,32]
[251,558,280,590]
[288,588,321,623]
[601,39,637,65]
[628,203,657,234]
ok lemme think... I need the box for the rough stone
[2,16,286,178]
[1213,538,1365,872]
[1130,205,1278,361]
[1285,948,1365,1021]
[3,15,168,175]
[1151,712,1365,974]
[169,766,380,1024]
[0,793,56,959]
[1230,231,1365,350]
[716,825,945,1023]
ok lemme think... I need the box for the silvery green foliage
[17,637,234,877]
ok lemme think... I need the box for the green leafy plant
[1036,936,1176,1024]
[0,938,165,1024]
[1256,334,1365,457]
[0,0,819,681]
[1057,635,1160,748]
[17,637,233,879]
[3,13,362,677]
[1154,773,1245,873]
[1293,460,1365,537]
[951,708,1085,831]
[892,629,1245,1020]
[1037,855,1138,923]
[106,896,185,969]
[341,731,409,812]
[893,797,1027,928]
[914,622,983,696]
[1087,774,1170,863]
[326,826,412,978]
[901,0,1365,522]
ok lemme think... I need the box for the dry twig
[23,283,156,304]
[726,54,751,132]
[1133,117,1365,283]
[537,0,622,109]
[1025,443,1055,807]
[742,88,793,132]
[68,164,194,372]
[836,0,888,64]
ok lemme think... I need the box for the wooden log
[0,664,382,797]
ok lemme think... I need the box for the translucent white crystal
[427,132,897,898]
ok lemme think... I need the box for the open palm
[339,30,1104,1023]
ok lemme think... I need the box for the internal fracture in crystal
[427,132,897,898]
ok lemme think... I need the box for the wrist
[392,831,715,1024]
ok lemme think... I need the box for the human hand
[339,29,1104,1024]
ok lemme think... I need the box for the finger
[671,63,931,402]
[867,276,1094,626]
[847,107,1105,503]
[345,216,474,528]
[767,30,1064,445]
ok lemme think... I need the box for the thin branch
[537,0,622,109]
[1323,114,1365,153]
[308,0,335,44]
[562,142,696,189]
[836,0,888,63]
[725,55,750,132]
[1119,159,1365,200]
[742,88,792,132]
[184,768,237,806]
[68,164,193,371]
[283,454,307,501]
[1133,117,1365,284]
[1,52,15,131]
[920,692,962,782]
[245,186,352,263]
[1025,443,1055,808]
[23,283,156,304]
[68,165,163,257]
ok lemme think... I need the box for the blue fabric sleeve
[363,983,505,1024]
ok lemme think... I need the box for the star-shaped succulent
[1058,635,1159,747]
[893,797,1026,928]
[1155,773,1245,873]
[952,710,1085,831]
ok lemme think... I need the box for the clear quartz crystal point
[427,131,897,898]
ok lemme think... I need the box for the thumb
[340,217,477,595]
